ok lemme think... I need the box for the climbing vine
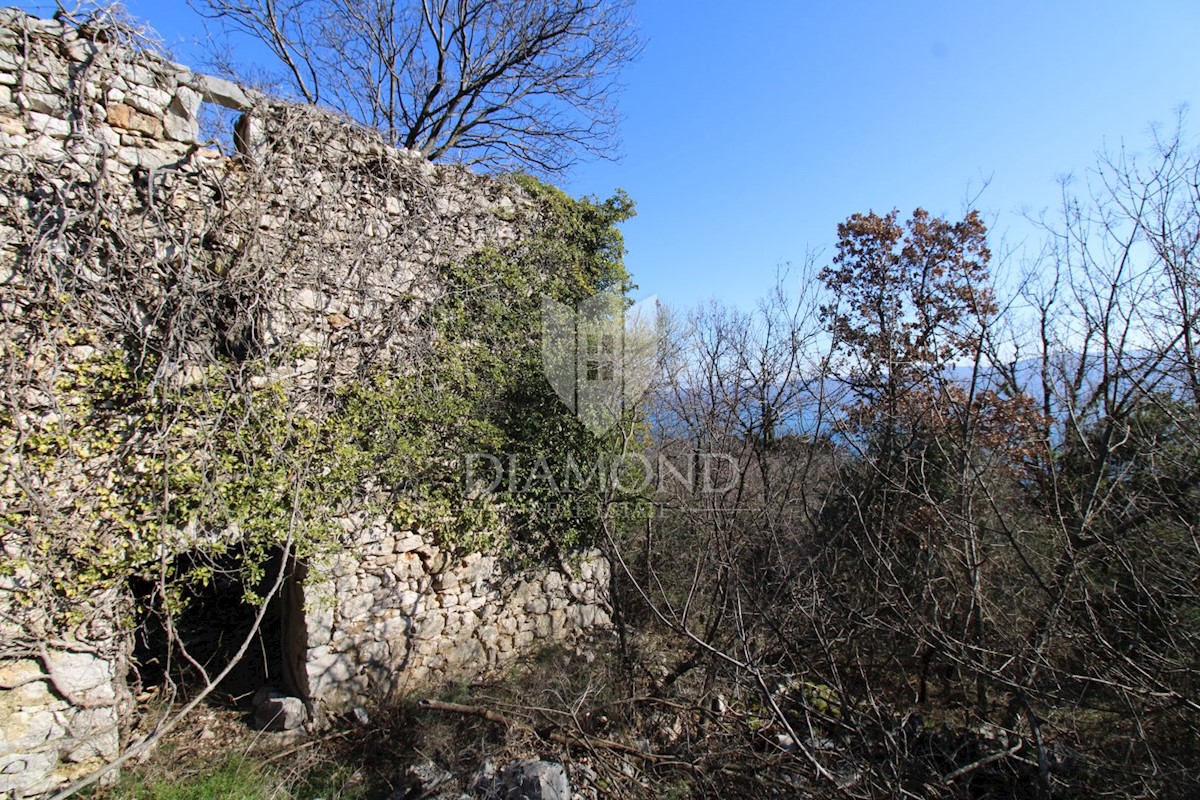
[0,95,637,643]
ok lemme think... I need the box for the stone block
[330,553,357,578]
[22,91,64,115]
[123,84,172,116]
[116,62,157,88]
[394,533,424,553]
[95,124,119,147]
[307,647,352,692]
[477,625,500,650]
[414,610,445,641]
[458,610,479,634]
[51,650,115,705]
[373,613,409,642]
[64,38,99,63]
[114,145,140,166]
[26,17,63,35]
[420,548,449,574]
[234,112,263,160]
[356,638,389,667]
[1,704,64,751]
[0,751,58,797]
[254,692,307,732]
[338,590,373,623]
[433,570,459,591]
[444,637,484,671]
[27,111,69,138]
[497,760,570,800]
[196,74,253,110]
[109,102,163,138]
[304,598,334,648]
[19,70,65,95]
[398,589,423,611]
[524,597,549,615]
[63,707,119,762]
[163,108,197,142]
[170,85,201,119]
[462,554,496,587]
[358,573,382,595]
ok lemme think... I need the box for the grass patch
[98,756,279,800]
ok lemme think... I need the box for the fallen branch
[943,742,1024,783]
[261,729,351,764]
[418,698,688,765]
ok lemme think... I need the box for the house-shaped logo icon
[541,291,661,434]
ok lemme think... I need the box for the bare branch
[194,0,642,174]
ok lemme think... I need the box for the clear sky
[15,1,1200,311]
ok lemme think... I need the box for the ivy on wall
[0,161,636,632]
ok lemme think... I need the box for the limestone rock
[164,86,200,141]
[495,760,570,800]
[252,687,308,732]
[195,74,253,110]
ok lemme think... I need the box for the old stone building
[0,9,613,796]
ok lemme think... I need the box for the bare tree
[192,0,642,174]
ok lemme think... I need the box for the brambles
[605,137,1200,795]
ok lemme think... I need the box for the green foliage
[96,754,374,800]
[509,174,634,300]
[102,757,274,800]
[256,175,645,560]
[0,340,342,621]
[0,172,637,633]
[359,174,640,555]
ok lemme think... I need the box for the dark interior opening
[128,547,288,708]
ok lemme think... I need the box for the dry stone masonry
[0,9,612,796]
[295,530,610,714]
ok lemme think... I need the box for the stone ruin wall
[0,10,612,797]
[297,525,611,714]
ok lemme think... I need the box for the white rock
[498,760,570,800]
[124,84,172,116]
[394,533,424,553]
[254,693,307,732]
[163,106,198,142]
[196,74,253,110]
[25,135,65,161]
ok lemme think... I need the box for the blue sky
[17,1,1200,311]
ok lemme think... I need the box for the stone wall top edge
[0,6,539,200]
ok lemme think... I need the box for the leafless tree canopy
[578,121,1200,798]
[193,0,641,174]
